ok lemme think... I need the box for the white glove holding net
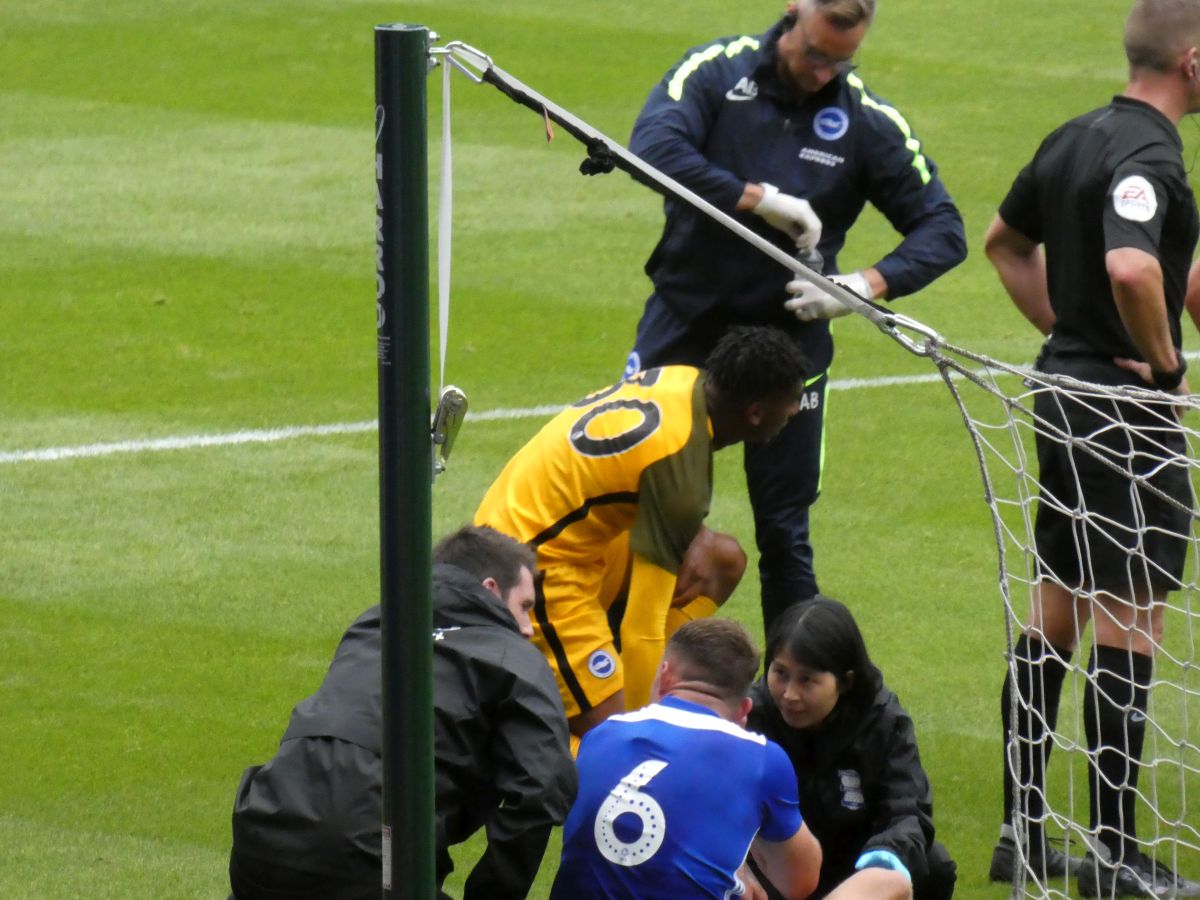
[784,270,871,322]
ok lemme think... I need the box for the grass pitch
[2,0,1197,897]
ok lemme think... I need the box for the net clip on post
[433,41,492,83]
[431,385,468,479]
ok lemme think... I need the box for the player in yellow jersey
[476,326,808,741]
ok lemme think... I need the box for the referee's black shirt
[999,95,1198,361]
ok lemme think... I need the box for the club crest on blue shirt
[814,107,849,141]
[622,351,642,381]
[588,649,617,678]
[838,768,865,810]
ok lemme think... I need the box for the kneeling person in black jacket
[747,597,956,900]
[229,525,577,900]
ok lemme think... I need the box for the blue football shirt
[551,696,803,899]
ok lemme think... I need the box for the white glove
[783,270,872,322]
[752,183,822,250]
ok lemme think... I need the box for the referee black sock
[1084,645,1152,862]
[1000,634,1071,850]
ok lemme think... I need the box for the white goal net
[926,336,1200,899]
[433,40,1200,898]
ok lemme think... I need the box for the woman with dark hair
[746,597,957,900]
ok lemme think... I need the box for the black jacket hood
[431,563,522,634]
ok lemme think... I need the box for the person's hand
[1114,355,1190,418]
[735,862,768,900]
[784,271,871,322]
[753,183,822,250]
[1114,355,1188,390]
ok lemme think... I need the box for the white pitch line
[0,366,1010,466]
[11,343,1192,465]
[0,421,380,464]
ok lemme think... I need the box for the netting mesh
[921,333,1200,898]
[443,45,1200,896]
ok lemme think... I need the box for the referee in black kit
[983,0,1200,896]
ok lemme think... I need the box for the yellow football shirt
[475,366,713,715]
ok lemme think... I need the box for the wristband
[1151,356,1187,391]
[855,849,912,883]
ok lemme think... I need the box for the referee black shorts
[1032,354,1192,594]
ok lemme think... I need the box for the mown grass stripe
[0,369,1004,464]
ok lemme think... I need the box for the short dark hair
[765,596,881,714]
[704,325,808,410]
[665,618,761,705]
[1125,0,1200,71]
[432,525,536,593]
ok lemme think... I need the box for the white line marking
[0,421,380,464]
[829,372,945,389]
[0,365,1030,465]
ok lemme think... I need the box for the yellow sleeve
[618,552,678,711]
[628,373,712,574]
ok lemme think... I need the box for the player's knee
[709,532,748,605]
[677,529,748,607]
[720,534,749,579]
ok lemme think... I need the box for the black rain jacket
[230,564,576,899]
[747,679,938,898]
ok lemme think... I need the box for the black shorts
[1032,355,1192,593]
